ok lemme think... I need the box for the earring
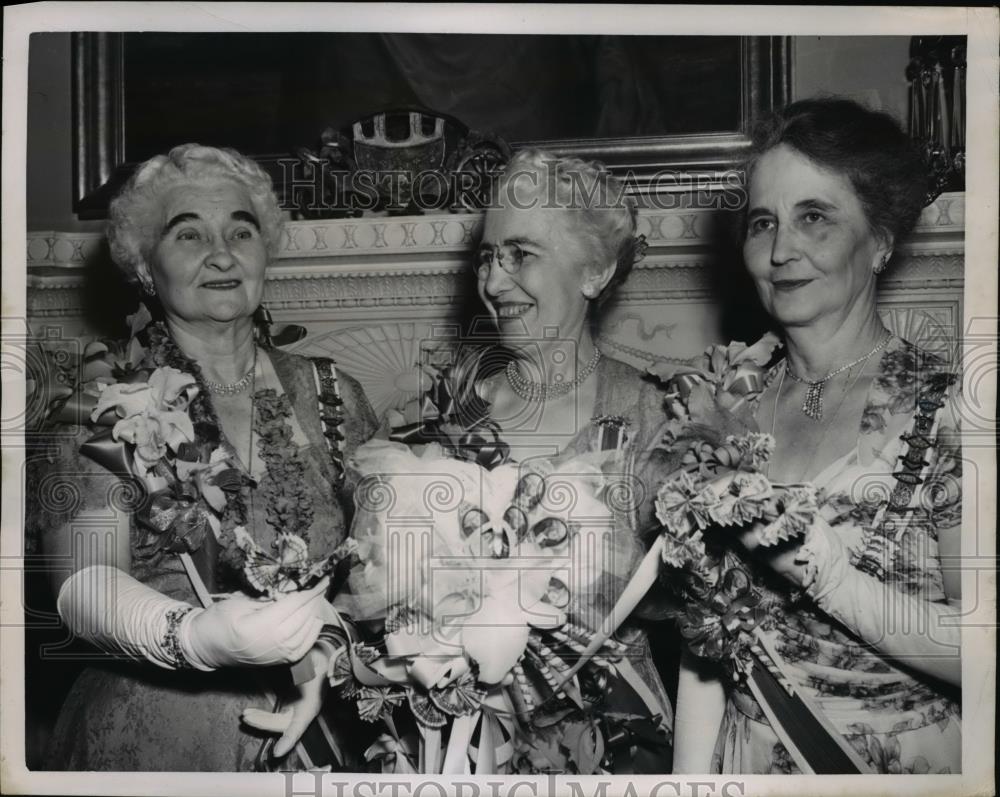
[582,283,596,298]
[874,254,890,275]
[139,278,156,296]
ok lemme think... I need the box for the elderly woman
[671,99,962,774]
[467,148,675,771]
[41,145,378,770]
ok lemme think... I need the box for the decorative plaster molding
[25,192,965,319]
[25,192,965,268]
[26,250,962,318]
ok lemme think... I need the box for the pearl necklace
[785,333,890,420]
[505,349,602,402]
[203,347,258,396]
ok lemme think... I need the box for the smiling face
[743,144,888,330]
[142,179,268,326]
[477,200,596,347]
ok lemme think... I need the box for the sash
[737,371,956,774]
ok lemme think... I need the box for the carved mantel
[26,192,964,379]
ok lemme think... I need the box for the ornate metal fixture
[907,36,966,202]
[292,109,511,218]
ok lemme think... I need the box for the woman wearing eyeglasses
[463,148,675,772]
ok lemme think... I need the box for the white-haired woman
[466,149,675,771]
[41,144,379,770]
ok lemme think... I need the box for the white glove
[242,645,332,757]
[57,564,196,669]
[796,518,961,686]
[241,599,349,757]
[178,578,330,670]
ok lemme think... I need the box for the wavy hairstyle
[107,144,284,284]
[492,148,644,307]
[745,97,929,251]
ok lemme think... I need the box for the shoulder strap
[311,357,347,486]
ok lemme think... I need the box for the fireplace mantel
[26,193,964,381]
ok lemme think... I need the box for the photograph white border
[3,4,996,796]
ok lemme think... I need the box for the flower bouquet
[318,439,671,774]
[640,335,873,774]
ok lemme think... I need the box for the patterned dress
[710,336,962,774]
[43,346,379,771]
[478,355,677,771]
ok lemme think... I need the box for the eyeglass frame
[473,242,531,280]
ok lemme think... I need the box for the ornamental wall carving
[26,193,965,379]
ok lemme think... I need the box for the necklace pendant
[802,381,824,421]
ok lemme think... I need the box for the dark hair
[745,97,929,246]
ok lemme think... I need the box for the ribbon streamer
[441,713,477,774]
[419,726,441,774]
[555,535,665,687]
[80,428,134,478]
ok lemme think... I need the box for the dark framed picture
[72,32,790,217]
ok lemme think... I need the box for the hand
[180,578,330,670]
[242,645,331,758]
[734,524,808,587]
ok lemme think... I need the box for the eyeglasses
[473,243,527,279]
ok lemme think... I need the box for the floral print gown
[43,347,378,771]
[477,355,677,772]
[710,336,962,774]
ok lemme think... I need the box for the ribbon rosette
[654,471,719,535]
[357,687,407,723]
[641,337,835,687]
[757,485,820,547]
[660,531,707,569]
[234,528,358,599]
[707,471,774,527]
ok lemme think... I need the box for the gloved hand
[179,578,330,671]
[57,564,198,669]
[242,644,332,758]
[241,600,353,758]
[793,516,962,686]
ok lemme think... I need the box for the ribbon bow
[677,563,765,673]
[710,566,765,634]
[668,334,780,400]
[601,714,672,774]
[390,365,509,470]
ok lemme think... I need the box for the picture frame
[71,32,790,217]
